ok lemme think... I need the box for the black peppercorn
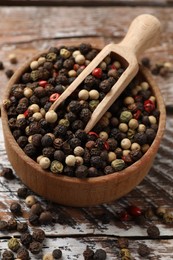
[54,150,65,162]
[39,211,53,225]
[147,225,160,238]
[54,124,68,138]
[32,228,45,242]
[75,165,88,178]
[7,217,17,230]
[79,43,92,54]
[17,247,30,260]
[24,143,37,158]
[71,120,84,131]
[141,57,151,68]
[29,241,42,254]
[17,222,28,233]
[137,243,150,257]
[104,165,115,175]
[52,248,62,259]
[5,69,14,78]
[28,213,40,226]
[2,249,14,260]
[17,136,28,148]
[41,134,54,147]
[17,187,29,199]
[130,149,143,162]
[90,156,104,168]
[99,79,111,93]
[20,232,33,247]
[80,108,92,123]
[88,167,99,177]
[0,220,8,231]
[69,137,81,149]
[83,246,94,260]
[10,202,22,215]
[133,132,147,145]
[1,167,15,180]
[30,203,44,216]
[93,248,107,260]
[0,60,4,70]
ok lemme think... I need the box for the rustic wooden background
[0,1,173,259]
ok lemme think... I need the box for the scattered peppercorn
[1,167,15,179]
[52,248,62,259]
[147,225,160,238]
[8,237,20,252]
[10,202,22,215]
[137,243,150,257]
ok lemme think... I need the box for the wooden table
[0,1,173,259]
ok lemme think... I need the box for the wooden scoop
[50,14,161,132]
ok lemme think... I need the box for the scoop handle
[120,14,161,57]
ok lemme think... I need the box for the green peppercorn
[8,237,20,252]
[111,159,125,171]
[120,111,133,123]
[163,211,173,224]
[50,160,64,173]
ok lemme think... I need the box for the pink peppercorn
[88,131,99,138]
[49,93,60,102]
[127,205,142,217]
[38,80,48,87]
[144,100,155,113]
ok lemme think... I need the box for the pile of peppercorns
[4,43,160,178]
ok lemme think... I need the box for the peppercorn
[163,211,173,224]
[2,249,14,260]
[137,243,150,257]
[52,249,62,259]
[147,225,160,238]
[28,213,40,226]
[117,237,129,249]
[104,165,115,174]
[32,228,45,242]
[50,160,63,173]
[0,60,4,70]
[17,187,29,199]
[43,252,54,260]
[10,202,22,215]
[83,246,94,260]
[93,248,107,260]
[1,167,15,179]
[0,220,8,231]
[17,136,28,148]
[120,111,133,123]
[130,149,143,162]
[17,247,30,260]
[75,165,88,178]
[30,203,44,216]
[5,69,14,78]
[29,241,42,254]
[7,217,17,230]
[25,195,37,208]
[39,211,53,225]
[111,159,125,171]
[8,237,20,252]
[17,222,28,233]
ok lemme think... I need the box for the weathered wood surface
[0,4,173,259]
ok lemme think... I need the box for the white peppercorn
[119,123,128,133]
[72,50,81,58]
[33,112,43,121]
[68,70,77,77]
[131,142,141,151]
[45,110,58,123]
[108,151,116,162]
[38,56,46,65]
[39,156,51,169]
[29,104,40,113]
[42,252,54,260]
[75,156,84,165]
[138,124,146,133]
[24,87,33,98]
[141,81,149,90]
[65,155,76,166]
[78,89,89,100]
[60,48,71,59]
[128,118,139,129]
[25,195,37,207]
[75,54,85,65]
[74,146,84,156]
[124,96,134,105]
[30,61,39,70]
[148,115,157,124]
[99,131,108,141]
[89,89,99,100]
[121,138,131,149]
[141,144,150,153]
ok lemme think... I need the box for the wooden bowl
[1,54,166,207]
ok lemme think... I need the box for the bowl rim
[1,51,166,186]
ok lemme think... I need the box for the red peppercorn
[49,93,60,102]
[38,80,48,87]
[127,205,142,217]
[110,64,117,70]
[92,68,102,78]
[24,109,29,118]
[119,211,130,221]
[88,131,99,138]
[133,110,141,120]
[104,141,110,150]
[144,100,155,113]
[53,71,58,78]
[73,64,80,71]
